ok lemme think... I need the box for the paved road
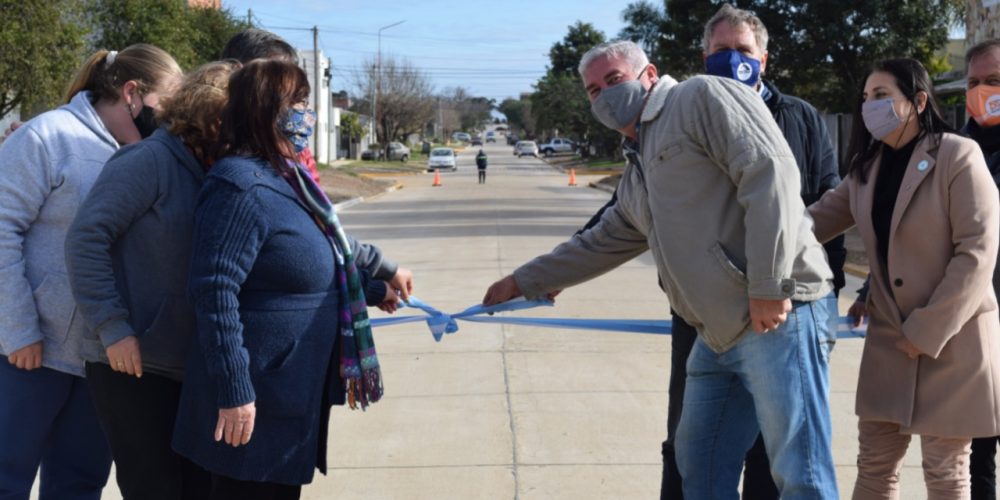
[82,137,929,499]
[311,139,927,499]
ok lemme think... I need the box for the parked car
[452,132,471,142]
[427,148,457,171]
[387,142,410,162]
[361,148,383,161]
[538,138,575,157]
[506,133,520,145]
[471,136,483,146]
[514,140,539,158]
[486,131,496,143]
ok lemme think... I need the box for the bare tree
[442,86,493,133]
[352,56,435,151]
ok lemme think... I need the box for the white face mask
[590,77,647,131]
[861,98,903,141]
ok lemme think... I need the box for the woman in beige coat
[810,58,1000,499]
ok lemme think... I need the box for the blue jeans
[0,362,111,500]
[675,294,839,500]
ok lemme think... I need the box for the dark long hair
[845,58,953,183]
[213,59,309,174]
[221,28,297,63]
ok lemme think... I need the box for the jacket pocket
[709,242,748,285]
[140,295,197,372]
[33,271,78,345]
[252,339,312,417]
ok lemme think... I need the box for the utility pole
[437,97,443,141]
[369,63,376,149]
[312,25,320,157]
[246,8,252,25]
[327,56,333,162]
[375,20,405,149]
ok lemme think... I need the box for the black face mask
[132,103,158,139]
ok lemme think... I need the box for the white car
[514,140,539,158]
[451,132,472,142]
[538,138,575,157]
[427,148,457,171]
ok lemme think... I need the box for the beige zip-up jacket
[513,75,833,352]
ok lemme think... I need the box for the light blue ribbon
[370,297,868,342]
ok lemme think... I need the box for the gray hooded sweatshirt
[0,91,119,376]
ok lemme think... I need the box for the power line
[317,45,547,63]
[257,23,551,50]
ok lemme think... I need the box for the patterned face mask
[705,49,761,87]
[278,107,317,153]
[967,84,1000,127]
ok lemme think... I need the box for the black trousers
[972,436,1000,500]
[660,314,778,500]
[210,475,301,500]
[478,169,486,183]
[86,362,211,500]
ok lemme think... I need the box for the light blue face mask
[861,98,903,141]
[590,77,648,131]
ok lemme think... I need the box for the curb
[357,171,424,178]
[333,182,403,211]
[588,181,617,194]
[843,262,869,279]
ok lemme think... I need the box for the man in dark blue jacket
[962,37,1000,500]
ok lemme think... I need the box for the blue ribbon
[370,297,868,342]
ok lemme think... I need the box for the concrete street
[84,139,928,499]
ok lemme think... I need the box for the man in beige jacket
[483,41,839,499]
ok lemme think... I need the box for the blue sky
[224,0,639,102]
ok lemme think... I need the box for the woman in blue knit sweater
[172,59,412,500]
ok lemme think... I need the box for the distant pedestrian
[476,149,488,184]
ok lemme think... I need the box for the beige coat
[809,132,1000,437]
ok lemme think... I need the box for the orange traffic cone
[432,169,442,187]
[568,168,577,186]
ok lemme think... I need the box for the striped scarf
[285,164,383,409]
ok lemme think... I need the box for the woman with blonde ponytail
[0,43,180,500]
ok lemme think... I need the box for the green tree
[340,111,367,159]
[445,87,494,132]
[89,0,199,68]
[0,0,88,117]
[531,22,619,157]
[618,1,667,58]
[88,0,248,70]
[187,6,251,64]
[498,98,533,136]
[549,21,607,75]
[651,0,963,112]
